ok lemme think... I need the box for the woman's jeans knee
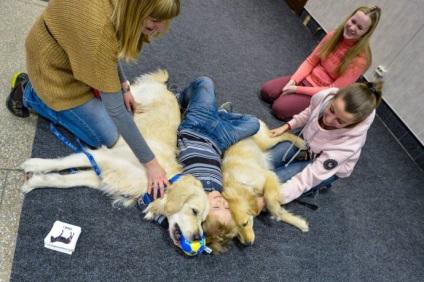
[23,81,119,148]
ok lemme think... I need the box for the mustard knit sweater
[25,0,120,111]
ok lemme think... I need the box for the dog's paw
[272,210,309,232]
[20,173,55,193]
[20,158,45,173]
[143,211,155,221]
[297,220,309,233]
[21,173,39,193]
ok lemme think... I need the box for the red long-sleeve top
[292,30,368,96]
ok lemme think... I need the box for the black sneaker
[218,102,233,113]
[318,184,332,194]
[6,72,30,118]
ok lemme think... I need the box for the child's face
[207,191,232,225]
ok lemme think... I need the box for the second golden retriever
[222,120,309,245]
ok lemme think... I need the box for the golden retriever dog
[20,70,209,244]
[222,120,309,245]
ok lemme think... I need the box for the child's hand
[269,124,289,138]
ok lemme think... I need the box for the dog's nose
[244,241,253,247]
[192,232,202,241]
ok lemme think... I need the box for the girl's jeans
[178,77,260,152]
[23,81,118,148]
[268,140,339,198]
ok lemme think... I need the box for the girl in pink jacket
[268,81,383,204]
[260,5,381,121]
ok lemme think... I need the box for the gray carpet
[11,0,424,281]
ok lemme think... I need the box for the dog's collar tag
[169,173,182,184]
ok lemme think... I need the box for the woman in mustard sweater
[6,0,180,194]
[260,5,381,121]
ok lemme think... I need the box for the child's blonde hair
[112,0,181,62]
[202,214,237,254]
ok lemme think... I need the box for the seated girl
[267,81,383,204]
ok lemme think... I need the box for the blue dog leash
[50,122,103,180]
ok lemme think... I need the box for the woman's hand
[269,124,289,138]
[144,158,170,199]
[123,92,137,113]
[122,80,137,113]
[281,79,297,95]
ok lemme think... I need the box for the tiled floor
[0,1,46,281]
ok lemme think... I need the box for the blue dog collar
[169,173,182,184]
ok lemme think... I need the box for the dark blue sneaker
[319,184,332,194]
[301,184,331,198]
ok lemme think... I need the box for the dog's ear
[163,175,202,215]
[246,192,260,216]
[223,182,260,215]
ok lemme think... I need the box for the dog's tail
[138,69,169,84]
[253,120,305,152]
[262,170,309,232]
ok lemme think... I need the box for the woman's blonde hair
[335,80,383,127]
[112,0,180,62]
[202,214,237,255]
[318,5,381,74]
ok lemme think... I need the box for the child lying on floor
[139,76,260,254]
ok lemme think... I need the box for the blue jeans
[268,140,339,197]
[178,77,260,152]
[23,81,119,148]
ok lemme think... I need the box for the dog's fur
[20,70,209,244]
[222,120,309,245]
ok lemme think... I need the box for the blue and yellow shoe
[6,72,29,118]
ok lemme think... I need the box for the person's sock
[218,102,233,113]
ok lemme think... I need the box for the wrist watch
[122,81,131,93]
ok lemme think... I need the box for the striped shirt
[177,130,223,192]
